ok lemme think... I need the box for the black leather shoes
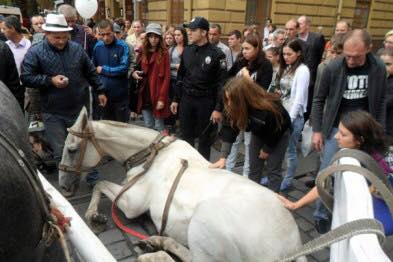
[314,218,331,234]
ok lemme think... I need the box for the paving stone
[99,228,125,245]
[295,216,315,232]
[118,256,137,262]
[288,189,306,200]
[310,248,330,262]
[294,205,315,223]
[106,241,133,260]
[300,232,312,243]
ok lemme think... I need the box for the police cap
[184,17,209,31]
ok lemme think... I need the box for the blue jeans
[313,127,339,221]
[280,116,304,191]
[43,113,100,186]
[142,109,165,132]
[226,131,250,176]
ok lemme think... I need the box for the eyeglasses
[385,62,393,66]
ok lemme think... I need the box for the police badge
[205,56,211,64]
[220,59,227,69]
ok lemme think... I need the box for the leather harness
[59,121,189,237]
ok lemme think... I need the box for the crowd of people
[0,5,393,235]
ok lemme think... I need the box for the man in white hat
[21,13,107,194]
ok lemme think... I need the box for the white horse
[59,108,306,262]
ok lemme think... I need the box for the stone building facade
[143,0,393,42]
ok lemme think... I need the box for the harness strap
[111,170,150,240]
[112,135,179,239]
[160,159,189,236]
[316,149,393,214]
[275,218,385,262]
[124,134,167,170]
[59,123,105,174]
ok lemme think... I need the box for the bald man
[311,29,387,233]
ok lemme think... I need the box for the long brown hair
[141,32,166,64]
[223,77,284,130]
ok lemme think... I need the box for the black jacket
[0,40,23,109]
[220,102,291,155]
[174,42,228,111]
[228,55,273,90]
[21,39,105,117]
[302,32,325,79]
[311,53,387,137]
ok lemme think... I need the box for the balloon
[75,0,98,19]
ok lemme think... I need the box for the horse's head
[59,107,104,194]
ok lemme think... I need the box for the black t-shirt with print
[334,61,370,127]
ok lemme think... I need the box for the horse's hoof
[88,213,108,234]
[92,213,108,224]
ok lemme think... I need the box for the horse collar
[124,133,174,171]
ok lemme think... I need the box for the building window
[171,0,184,26]
[353,0,371,29]
[245,0,272,27]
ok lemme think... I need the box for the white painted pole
[38,172,116,262]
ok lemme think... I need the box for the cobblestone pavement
[44,121,393,261]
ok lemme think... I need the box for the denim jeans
[226,131,250,177]
[42,113,100,186]
[313,127,339,221]
[142,109,165,132]
[102,99,130,123]
[280,116,304,191]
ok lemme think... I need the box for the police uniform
[174,17,228,160]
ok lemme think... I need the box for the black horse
[0,81,66,262]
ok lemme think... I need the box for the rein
[58,124,105,174]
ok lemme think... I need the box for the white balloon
[75,0,98,19]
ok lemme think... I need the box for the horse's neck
[92,121,158,162]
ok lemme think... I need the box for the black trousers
[248,130,290,185]
[179,94,215,160]
[102,99,130,123]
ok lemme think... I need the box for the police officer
[170,17,227,160]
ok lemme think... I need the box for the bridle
[58,122,105,174]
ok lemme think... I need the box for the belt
[184,88,214,97]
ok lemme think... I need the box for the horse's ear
[72,107,89,130]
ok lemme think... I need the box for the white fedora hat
[42,13,73,32]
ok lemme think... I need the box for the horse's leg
[138,236,191,262]
[84,180,112,233]
[137,251,175,262]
